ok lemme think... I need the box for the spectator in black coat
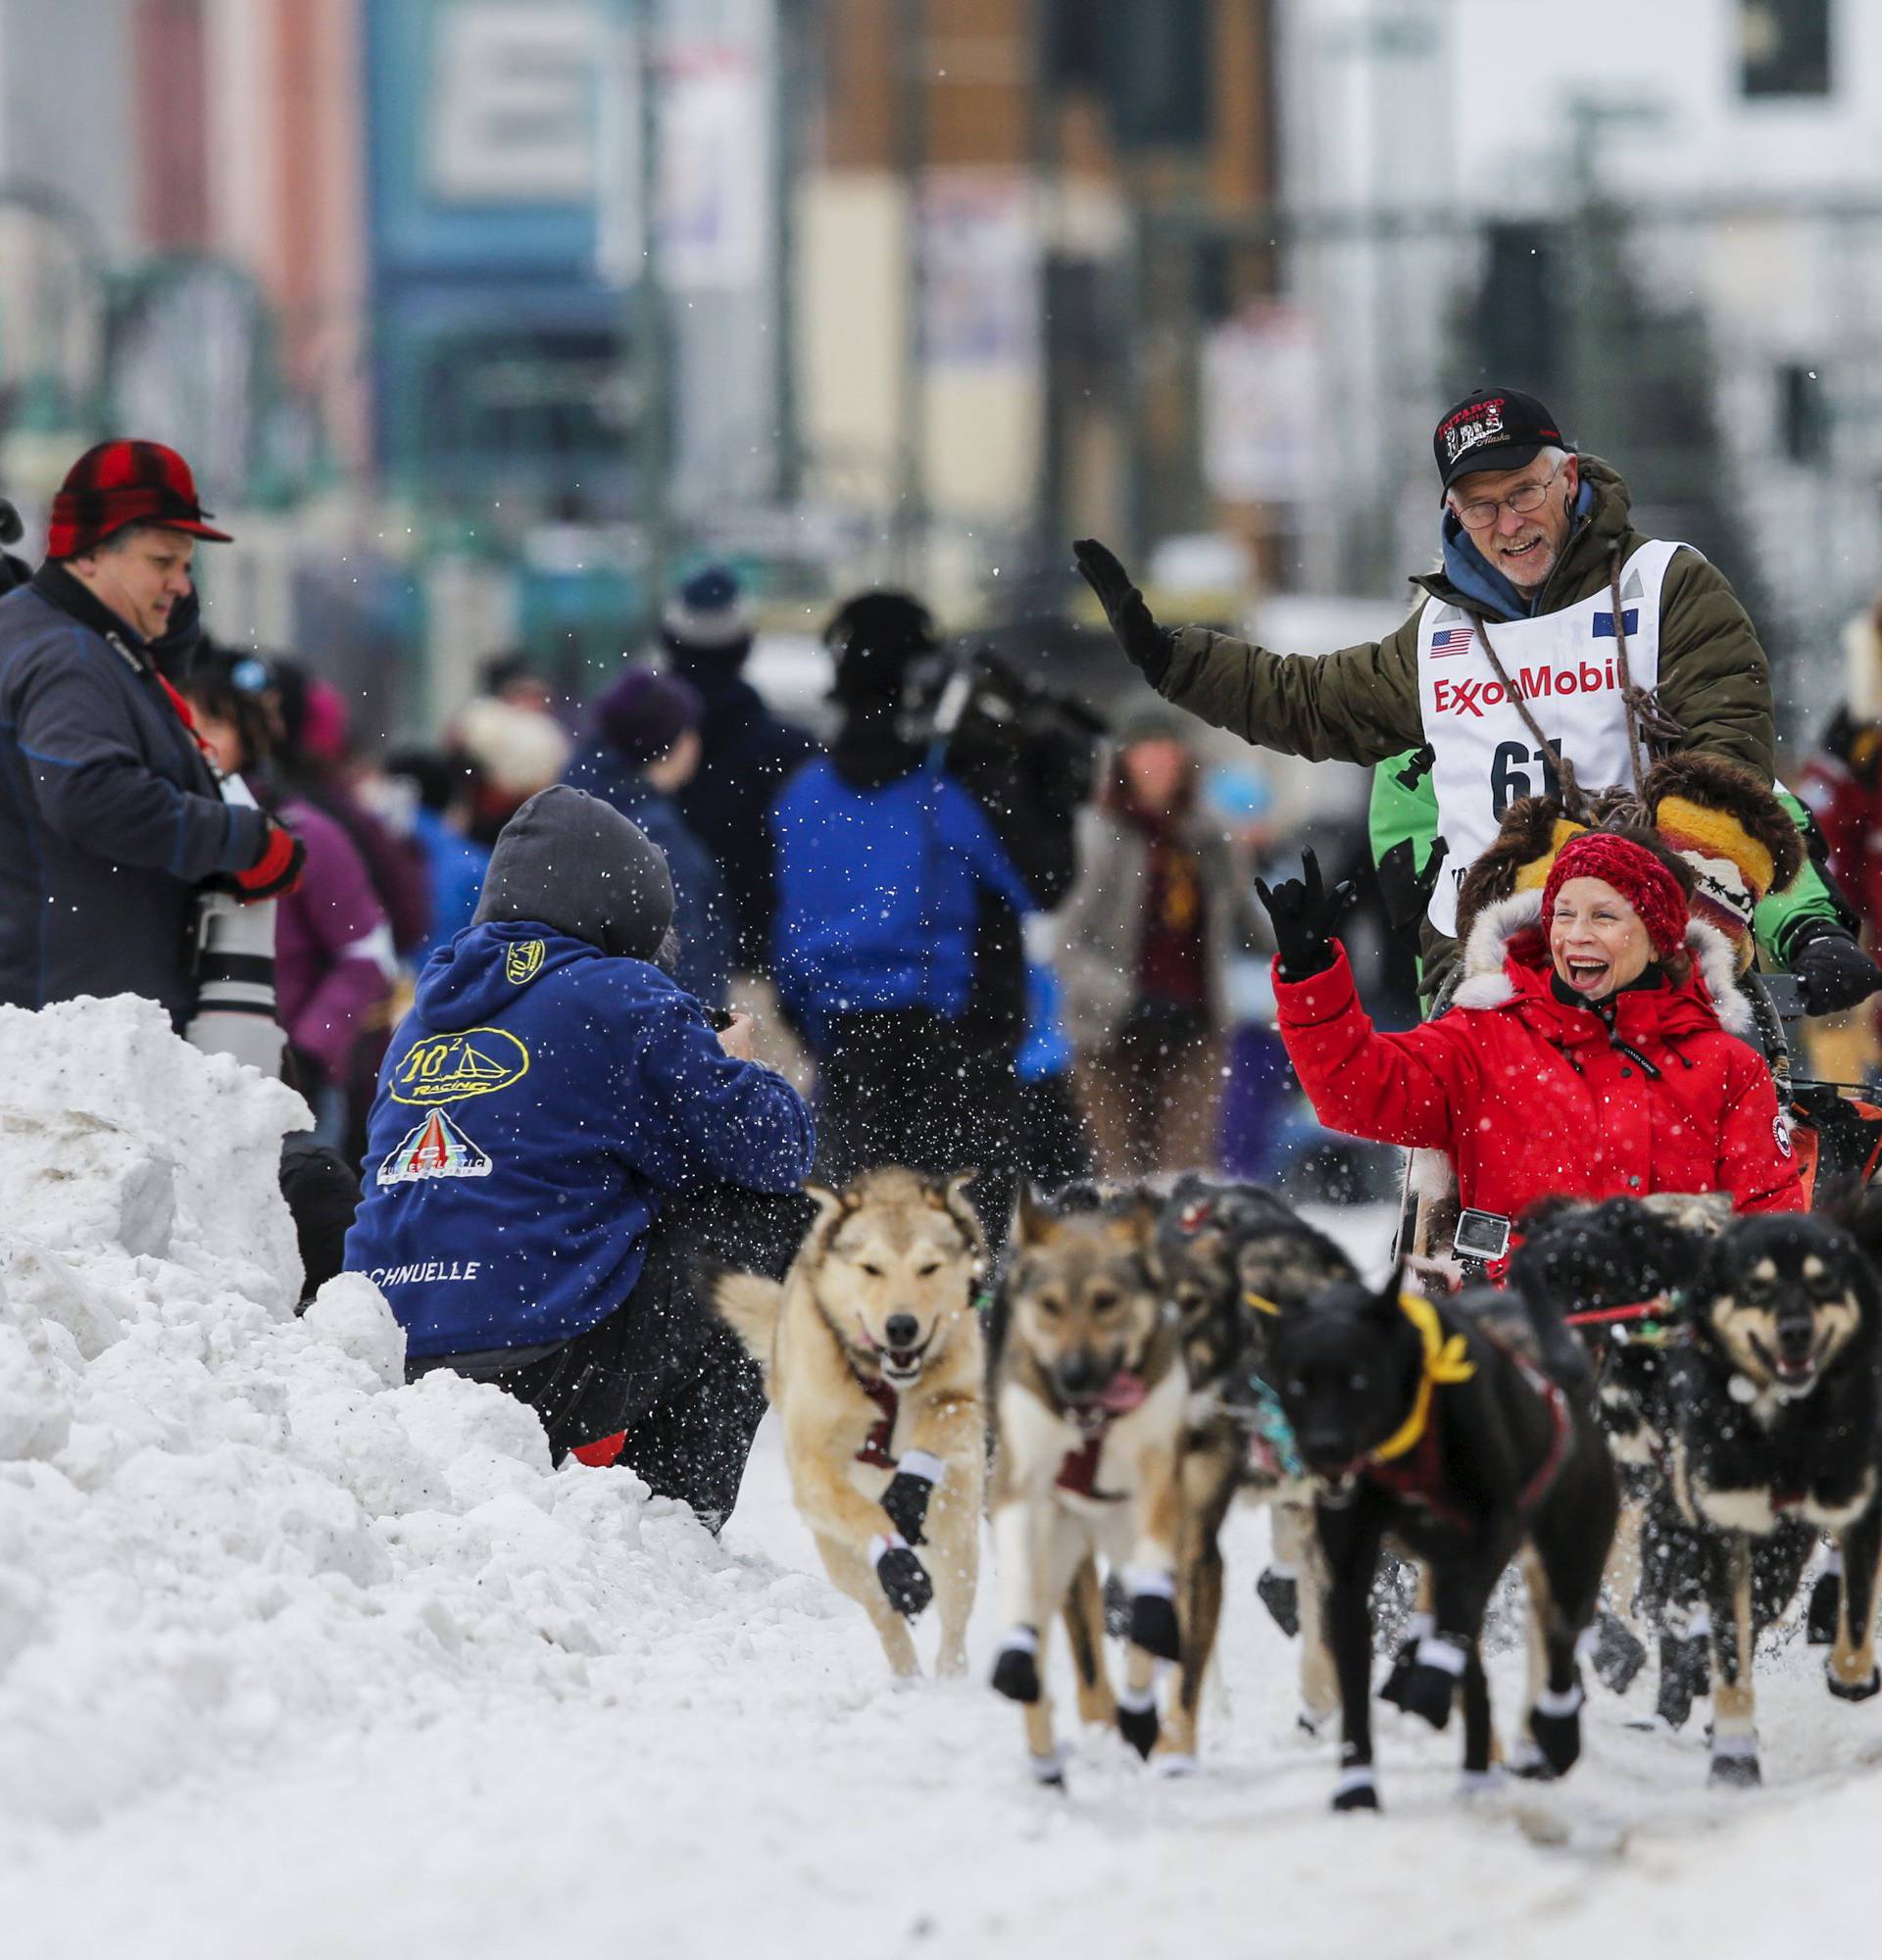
[0,442,303,1025]
[664,564,817,977]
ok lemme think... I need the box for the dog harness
[851,1370,900,1470]
[1360,1293,1572,1527]
[1056,1429,1120,1499]
[1050,1378,1147,1502]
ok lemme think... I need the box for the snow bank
[0,996,799,1831]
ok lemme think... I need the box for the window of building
[1741,0,1832,97]
[1040,0,1211,149]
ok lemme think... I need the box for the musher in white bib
[1073,386,1880,1017]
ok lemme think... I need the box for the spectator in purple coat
[270,659,433,960]
[180,648,395,1146]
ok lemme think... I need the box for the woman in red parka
[1257,829,1805,1229]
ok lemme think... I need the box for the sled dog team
[715,1170,1882,1805]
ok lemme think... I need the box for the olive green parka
[1154,455,1842,983]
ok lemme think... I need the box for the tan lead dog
[715,1167,986,1679]
[988,1186,1187,1784]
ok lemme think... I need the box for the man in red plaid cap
[0,440,304,1026]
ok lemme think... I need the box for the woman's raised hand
[1254,848,1358,980]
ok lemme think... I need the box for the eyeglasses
[1450,461,1568,532]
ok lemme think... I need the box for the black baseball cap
[1433,388,1566,493]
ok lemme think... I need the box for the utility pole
[890,0,927,584]
[635,0,672,637]
[771,0,807,508]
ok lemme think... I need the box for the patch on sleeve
[1773,1111,1794,1158]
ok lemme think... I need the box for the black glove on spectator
[1789,921,1882,1015]
[1254,848,1358,981]
[1072,539,1173,689]
[230,821,308,904]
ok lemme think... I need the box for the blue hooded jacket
[343,918,814,1358]
[768,756,1037,1045]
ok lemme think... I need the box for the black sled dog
[1506,1194,1725,1717]
[1267,1269,1618,1810]
[1659,1204,1882,1787]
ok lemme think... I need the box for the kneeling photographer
[770,593,1094,1227]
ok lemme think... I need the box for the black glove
[1374,834,1449,940]
[880,1450,942,1545]
[1254,848,1358,981]
[869,1534,932,1619]
[1789,921,1882,1015]
[1071,539,1173,689]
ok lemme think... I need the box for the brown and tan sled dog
[987,1185,1187,1784]
[714,1167,986,1679]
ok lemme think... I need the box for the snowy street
[1,1004,1880,1960]
[8,1412,1882,1960]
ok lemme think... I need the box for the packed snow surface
[1,996,1879,1958]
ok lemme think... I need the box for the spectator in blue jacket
[344,784,815,1525]
[0,441,304,1024]
[384,747,492,965]
[561,666,734,1007]
[769,591,1038,1185]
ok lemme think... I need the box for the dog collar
[1370,1294,1476,1465]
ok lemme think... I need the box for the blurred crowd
[14,435,1882,1256]
[154,556,1335,1214]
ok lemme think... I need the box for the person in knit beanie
[562,664,734,1006]
[658,564,818,978]
[1539,828,1695,978]
[1252,825,1802,1246]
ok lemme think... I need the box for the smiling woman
[1255,828,1805,1250]
[1541,829,1696,1000]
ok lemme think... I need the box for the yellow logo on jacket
[504,939,546,985]
[391,1027,530,1105]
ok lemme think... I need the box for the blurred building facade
[1262,0,1882,729]
[0,0,1877,736]
[798,0,1279,603]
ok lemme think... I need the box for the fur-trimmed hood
[1450,888,1753,1036]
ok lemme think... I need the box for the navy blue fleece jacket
[345,919,815,1357]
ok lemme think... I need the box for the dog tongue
[1100,1372,1147,1413]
